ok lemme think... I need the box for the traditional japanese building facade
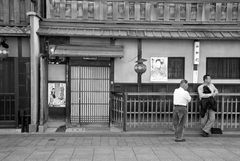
[0,0,31,128]
[1,0,240,132]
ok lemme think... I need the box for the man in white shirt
[173,79,191,142]
[198,74,218,137]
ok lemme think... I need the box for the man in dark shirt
[198,75,218,137]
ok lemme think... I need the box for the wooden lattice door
[70,66,110,124]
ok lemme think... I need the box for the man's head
[203,74,211,84]
[180,79,189,90]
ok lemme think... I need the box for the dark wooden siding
[0,0,31,26]
[0,58,15,93]
[18,58,30,112]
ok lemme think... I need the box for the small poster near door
[150,57,168,81]
[48,82,66,107]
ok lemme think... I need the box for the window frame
[206,57,240,80]
[168,57,185,79]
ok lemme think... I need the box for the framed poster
[48,82,66,107]
[150,57,168,81]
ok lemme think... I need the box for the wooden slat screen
[0,58,16,125]
[71,66,110,124]
[46,0,240,23]
[0,0,30,25]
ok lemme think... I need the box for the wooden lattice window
[207,58,240,79]
[168,57,185,79]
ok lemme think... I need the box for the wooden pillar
[123,92,128,131]
[66,58,71,126]
[27,12,40,132]
[39,55,48,132]
[137,39,142,92]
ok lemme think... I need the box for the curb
[0,131,239,137]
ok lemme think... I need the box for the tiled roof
[0,26,30,36]
[38,26,240,39]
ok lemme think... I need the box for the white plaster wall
[199,40,240,84]
[7,37,18,57]
[114,39,138,83]
[22,37,30,57]
[48,64,66,81]
[142,39,194,83]
[114,39,240,84]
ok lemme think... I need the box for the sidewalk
[0,134,239,161]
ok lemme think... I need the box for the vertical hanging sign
[193,41,200,83]
[194,41,200,65]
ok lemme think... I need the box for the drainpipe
[27,11,41,132]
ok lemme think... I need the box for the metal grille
[71,66,110,124]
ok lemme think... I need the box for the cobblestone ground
[0,135,239,161]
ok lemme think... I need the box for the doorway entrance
[70,65,110,125]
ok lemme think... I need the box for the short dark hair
[180,79,188,85]
[203,74,211,81]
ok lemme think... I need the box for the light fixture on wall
[0,38,9,60]
[45,44,65,64]
[134,58,147,74]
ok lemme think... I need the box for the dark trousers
[173,105,187,140]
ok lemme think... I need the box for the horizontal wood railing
[111,92,240,131]
[46,0,240,24]
[0,0,31,26]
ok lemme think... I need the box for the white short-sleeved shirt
[173,87,191,106]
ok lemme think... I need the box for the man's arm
[185,92,191,103]
[198,85,212,99]
[212,84,219,97]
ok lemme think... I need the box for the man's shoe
[201,130,209,137]
[175,139,186,142]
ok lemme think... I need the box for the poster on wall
[150,57,168,81]
[48,82,66,107]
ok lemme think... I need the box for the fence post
[123,92,128,132]
[221,96,224,130]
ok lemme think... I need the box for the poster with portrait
[150,57,168,81]
[48,82,66,107]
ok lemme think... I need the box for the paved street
[0,135,239,161]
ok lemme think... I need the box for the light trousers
[201,109,215,134]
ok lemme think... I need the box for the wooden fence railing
[46,0,240,23]
[0,93,16,127]
[111,92,240,131]
[0,0,31,26]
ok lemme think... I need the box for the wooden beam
[112,1,118,20]
[66,58,71,125]
[14,0,20,24]
[175,3,180,21]
[71,0,77,19]
[60,0,66,19]
[164,3,169,21]
[135,2,140,21]
[216,3,221,21]
[186,3,191,21]
[227,3,233,21]
[137,39,142,92]
[3,0,9,24]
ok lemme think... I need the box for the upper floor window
[206,58,240,79]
